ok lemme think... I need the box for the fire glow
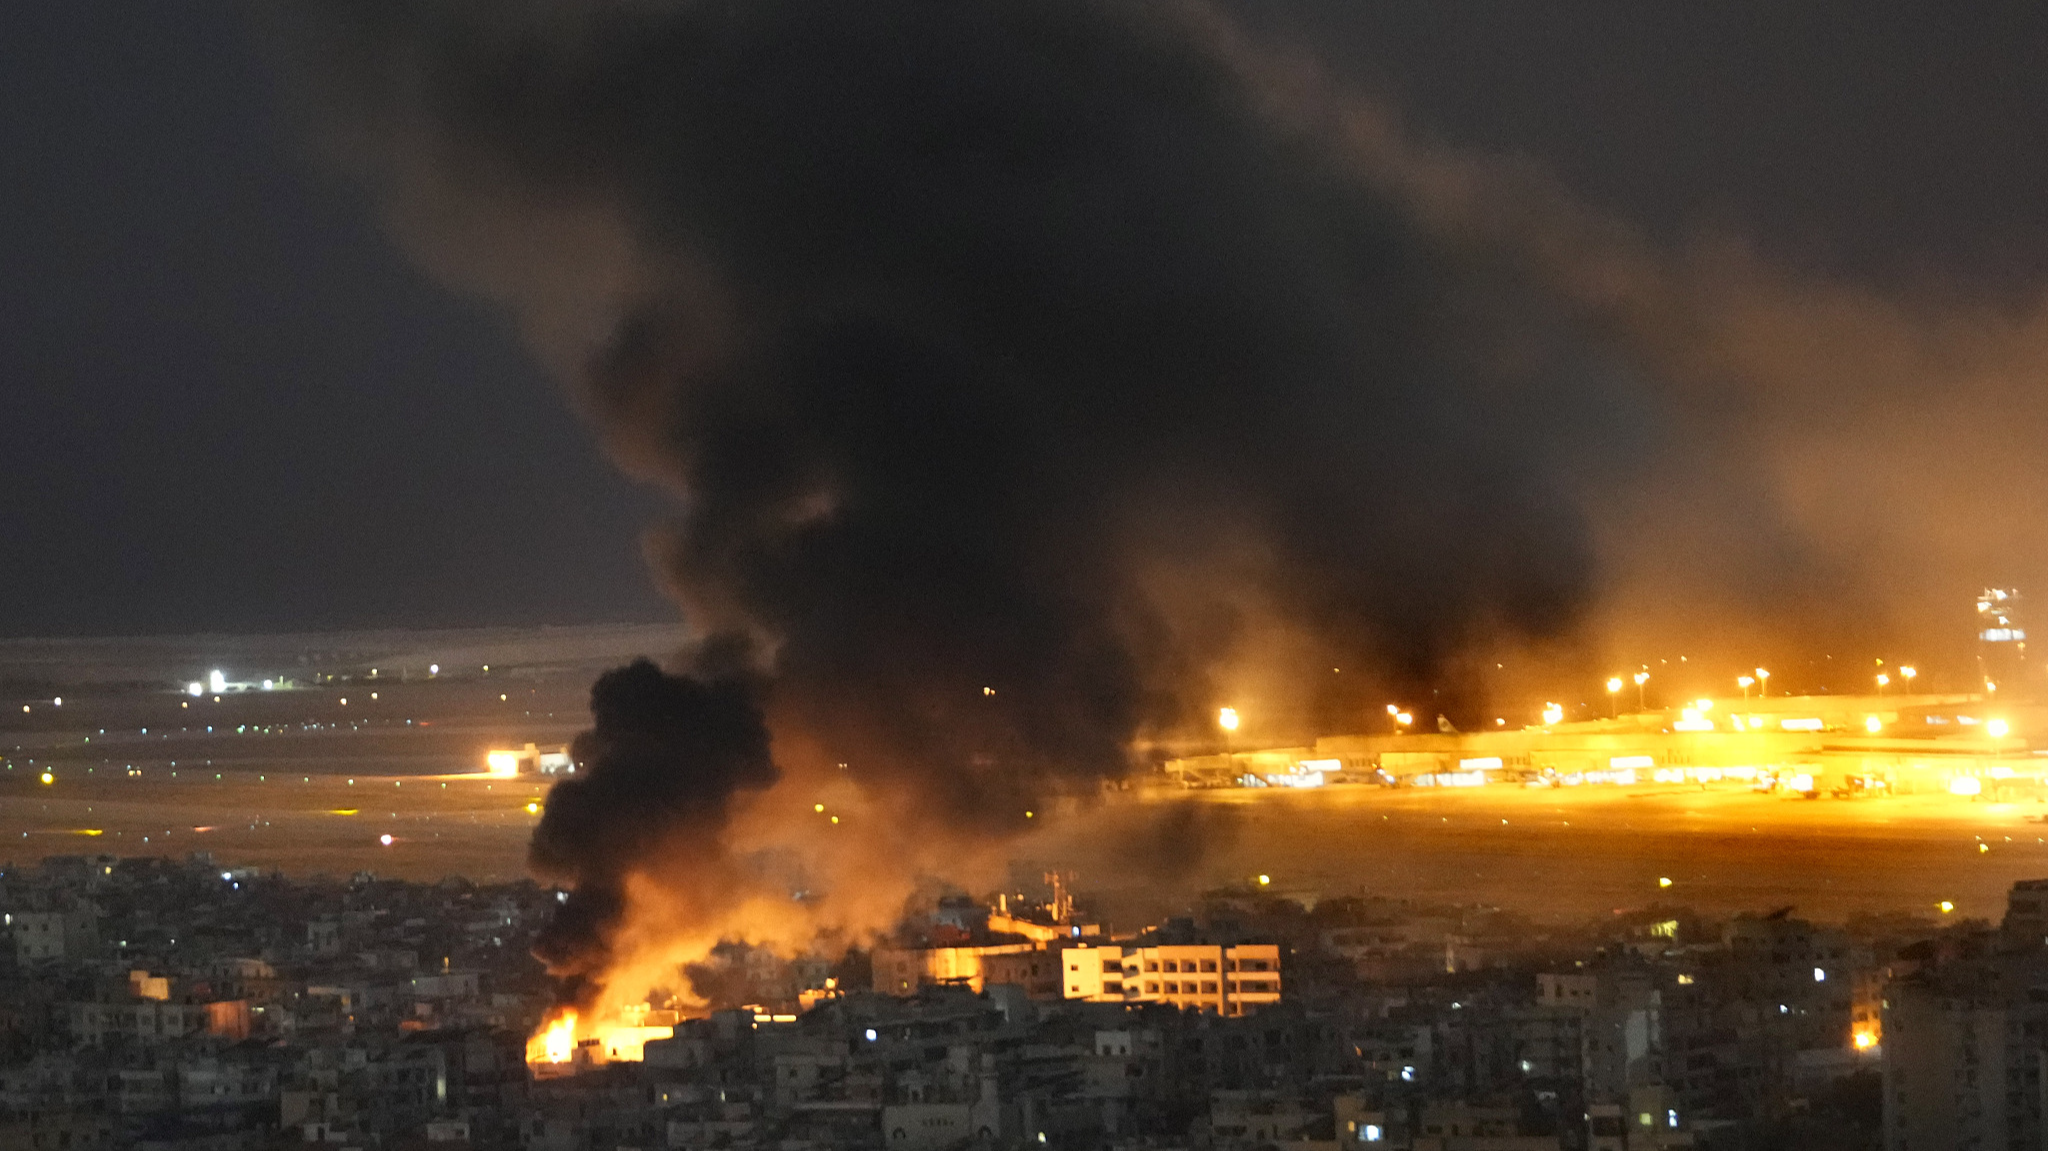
[526,1005,676,1072]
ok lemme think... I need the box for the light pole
[1901,666,1917,692]
[1876,672,1890,696]
[1633,671,1649,711]
[1606,677,1623,718]
[1738,674,1754,700]
[1756,668,1771,697]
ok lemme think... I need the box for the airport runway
[1033,783,2048,924]
[5,763,2044,926]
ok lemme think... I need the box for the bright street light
[1542,702,1564,726]
[1633,670,1649,710]
[1217,707,1240,732]
[1755,668,1771,696]
[1738,674,1754,699]
[1606,677,1623,717]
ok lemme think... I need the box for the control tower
[1977,587,2028,697]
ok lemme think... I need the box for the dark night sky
[3,1,2045,637]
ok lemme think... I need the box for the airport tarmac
[5,628,2047,922]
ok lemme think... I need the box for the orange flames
[530,1008,579,1066]
[525,1004,676,1072]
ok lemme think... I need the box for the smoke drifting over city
[264,0,2048,1001]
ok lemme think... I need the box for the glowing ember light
[1217,707,1240,731]
[1853,1030,1878,1050]
[1989,718,2011,738]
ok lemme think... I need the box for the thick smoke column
[529,658,775,982]
[271,1,1613,984]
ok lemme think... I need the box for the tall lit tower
[1976,588,2027,697]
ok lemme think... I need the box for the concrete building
[1882,878,2048,1149]
[1168,691,2048,799]
[1059,943,1282,1015]
[870,943,1043,996]
[5,906,97,963]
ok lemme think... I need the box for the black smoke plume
[269,2,1623,973]
[529,658,775,979]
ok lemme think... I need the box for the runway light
[1257,874,1271,886]
[39,772,53,786]
[379,834,394,846]
[187,681,203,697]
[525,802,540,815]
